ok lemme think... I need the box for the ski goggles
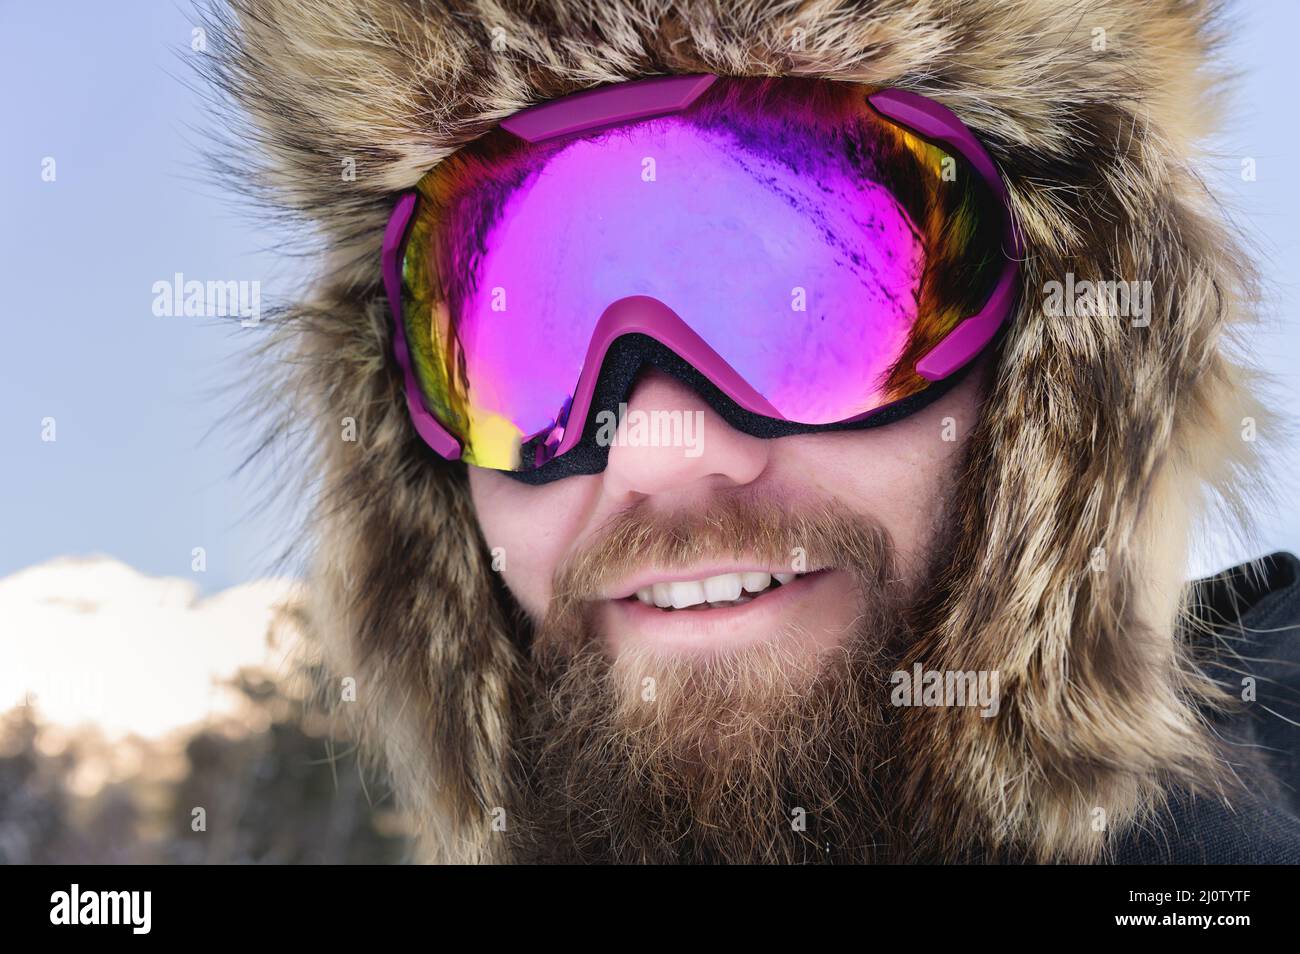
[383,75,1019,483]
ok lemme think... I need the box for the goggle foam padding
[505,331,979,484]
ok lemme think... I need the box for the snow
[0,556,303,739]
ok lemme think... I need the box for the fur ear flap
[201,0,1262,861]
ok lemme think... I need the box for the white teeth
[703,573,743,603]
[633,570,801,610]
[669,580,706,609]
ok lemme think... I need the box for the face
[470,359,985,663]
[443,79,1008,860]
[467,357,986,862]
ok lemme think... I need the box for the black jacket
[1114,552,1300,863]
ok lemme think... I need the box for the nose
[599,367,771,503]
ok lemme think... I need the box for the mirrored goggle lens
[401,79,1005,471]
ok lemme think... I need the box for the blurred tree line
[0,656,409,864]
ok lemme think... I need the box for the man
[204,0,1300,863]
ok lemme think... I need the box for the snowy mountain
[0,556,303,739]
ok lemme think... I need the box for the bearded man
[202,0,1300,863]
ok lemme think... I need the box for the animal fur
[198,0,1268,862]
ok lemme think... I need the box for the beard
[501,488,949,864]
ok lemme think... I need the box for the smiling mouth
[624,570,818,612]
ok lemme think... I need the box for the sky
[1,1,1298,591]
[0,3,309,591]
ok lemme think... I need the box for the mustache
[550,488,900,607]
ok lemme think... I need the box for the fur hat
[200,0,1264,862]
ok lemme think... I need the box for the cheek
[770,374,981,580]
[467,467,596,618]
